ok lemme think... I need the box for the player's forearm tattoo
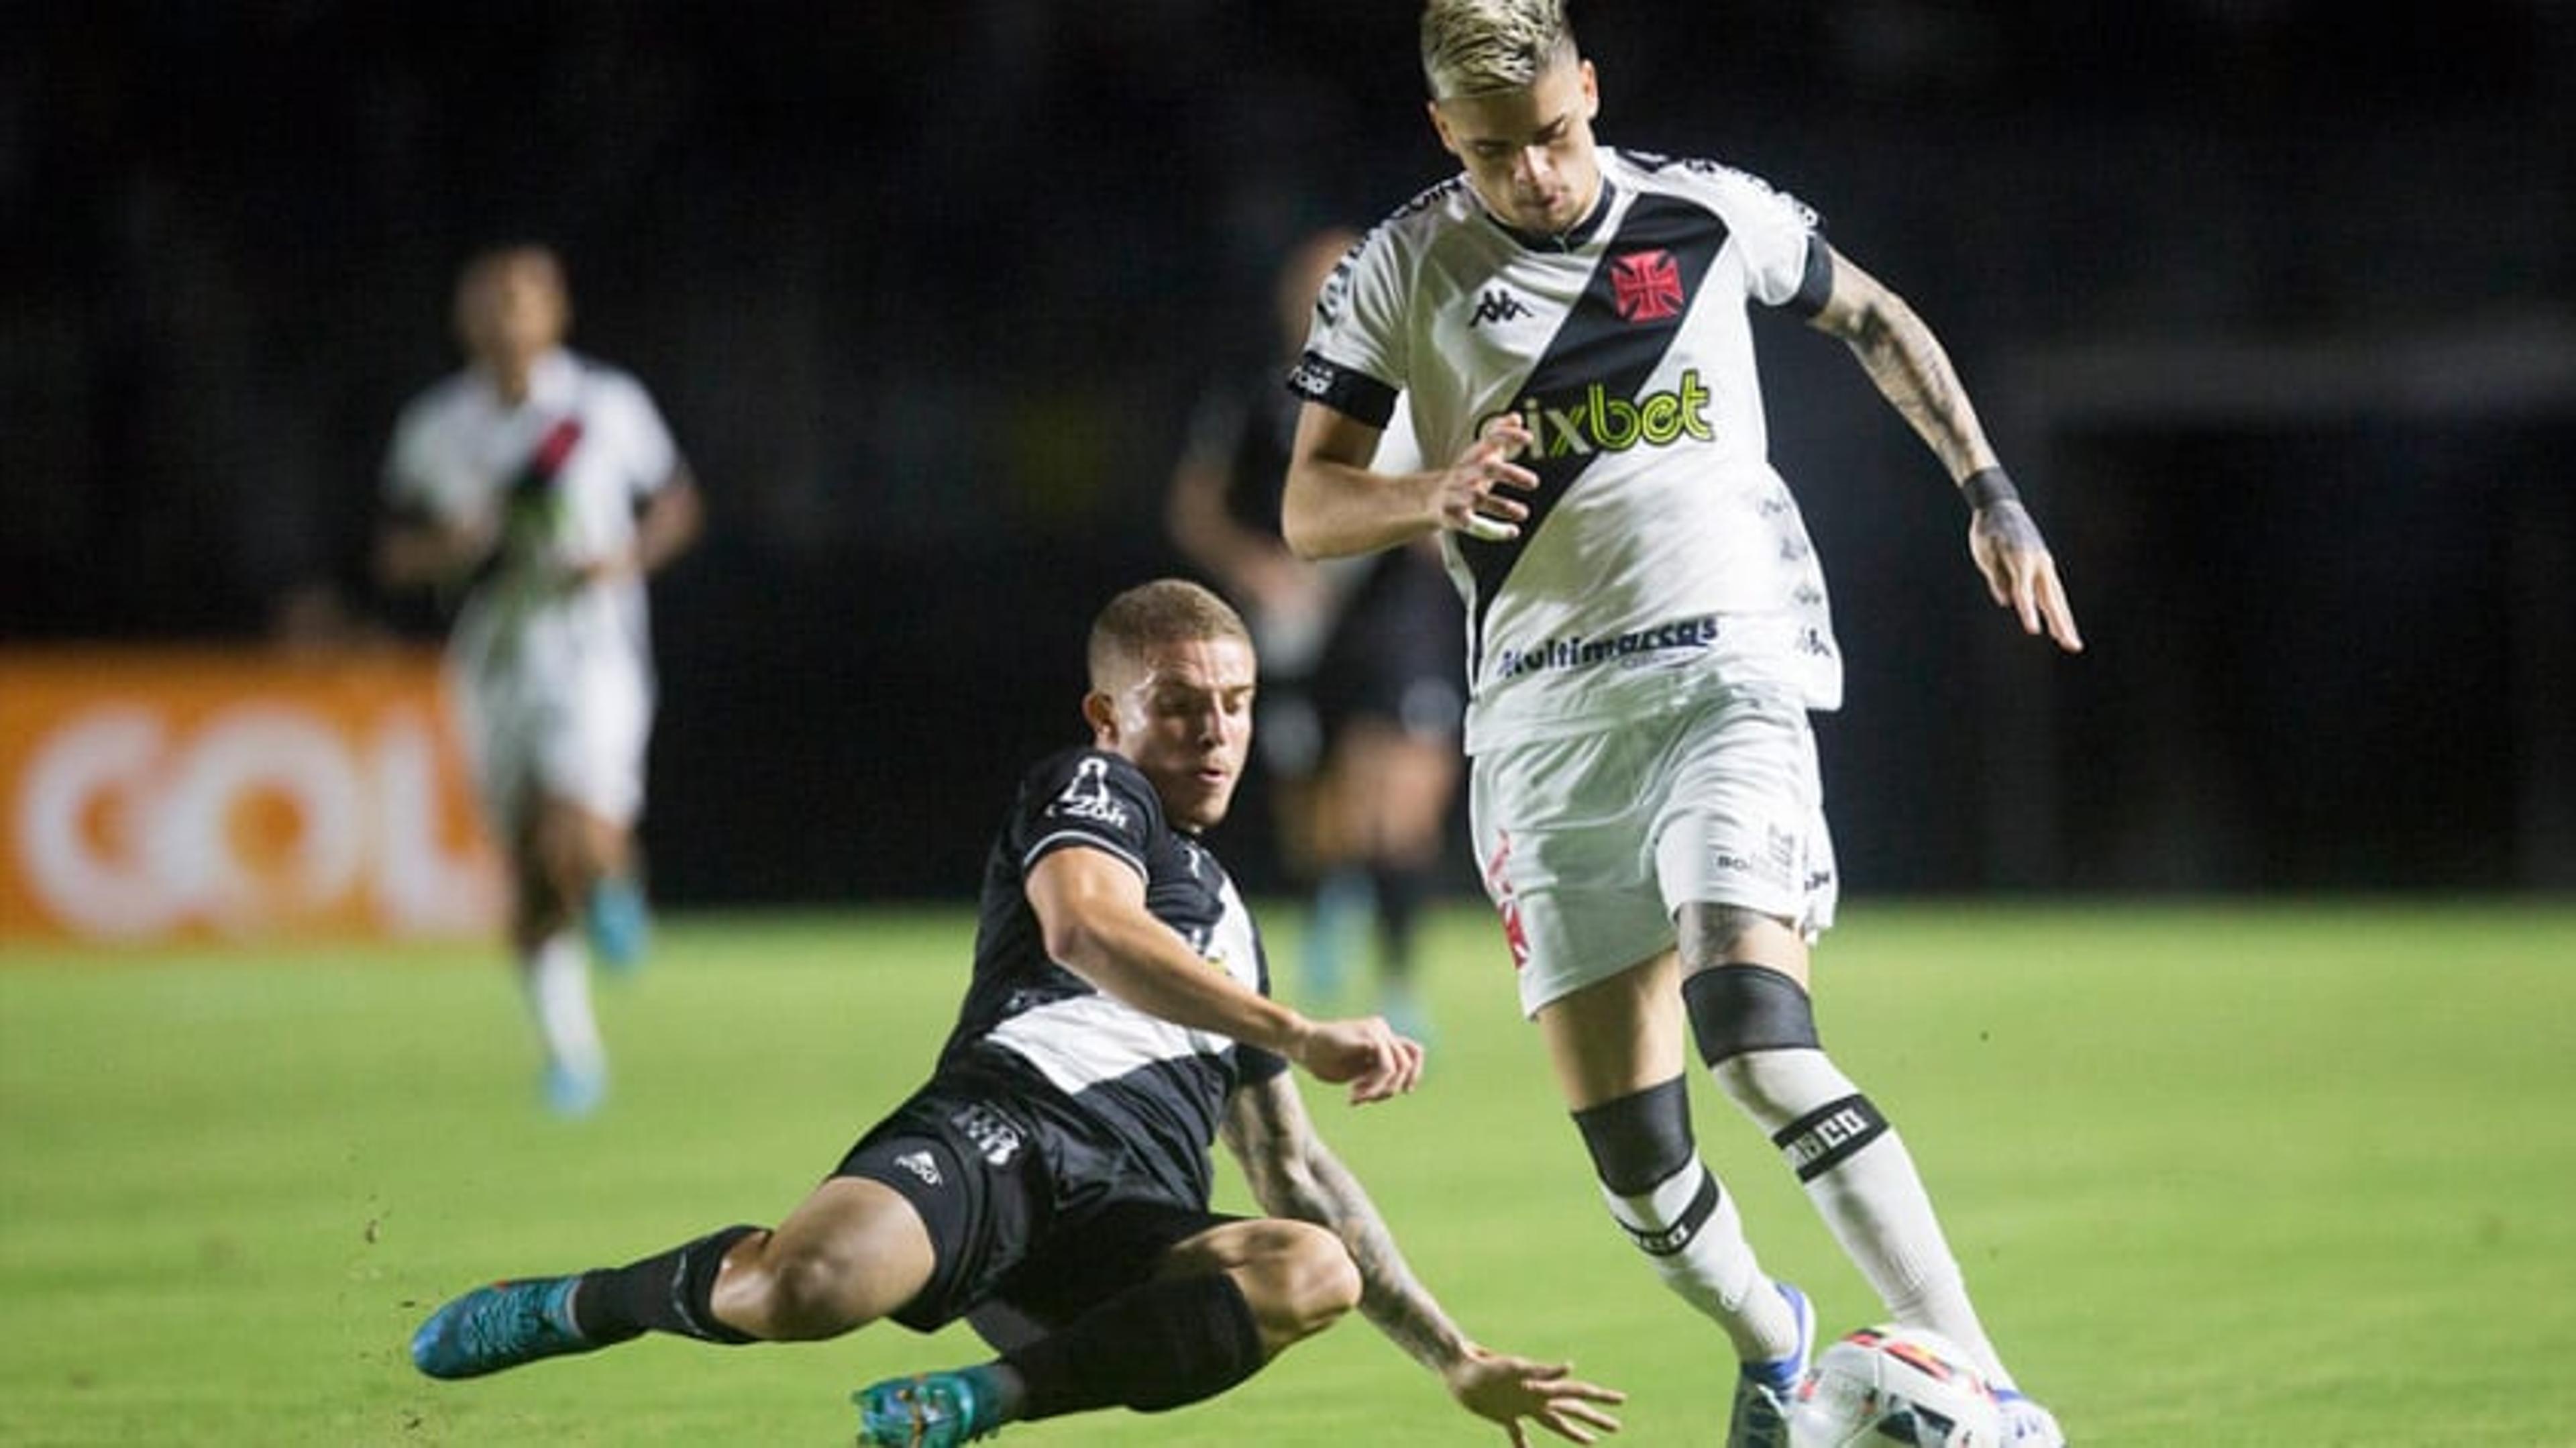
[1845,297,1987,482]
[1225,1082,1467,1369]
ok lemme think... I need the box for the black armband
[1959,466,2021,511]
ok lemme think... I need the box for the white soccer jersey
[1292,149,1842,753]
[382,348,681,690]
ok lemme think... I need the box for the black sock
[570,1225,761,1345]
[1372,861,1428,984]
[1001,1272,1265,1419]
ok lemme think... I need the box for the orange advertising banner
[0,648,502,945]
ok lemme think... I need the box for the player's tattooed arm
[1803,244,1995,485]
[1809,244,2084,652]
[1222,1070,1466,1366]
[1222,1074,1627,1443]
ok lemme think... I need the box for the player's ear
[1578,59,1599,121]
[1426,99,1460,159]
[1081,689,1120,745]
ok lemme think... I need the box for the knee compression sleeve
[1572,1078,1715,1254]
[1684,966,1889,1170]
[1682,964,1820,1066]
[1571,1076,1696,1198]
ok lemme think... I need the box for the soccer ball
[1786,1324,2004,1447]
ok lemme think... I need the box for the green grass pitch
[4,900,2573,1445]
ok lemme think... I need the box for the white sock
[524,930,604,1078]
[1603,1161,1797,1362]
[1711,1047,2015,1390]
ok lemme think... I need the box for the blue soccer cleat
[543,1059,606,1118]
[410,1276,594,1380]
[1995,1387,2068,1446]
[853,1370,1002,1447]
[1726,1280,1815,1448]
[586,876,651,974]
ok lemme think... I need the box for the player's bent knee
[1682,962,1821,1067]
[1232,1220,1360,1343]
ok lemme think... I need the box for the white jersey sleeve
[1674,158,1821,309]
[588,368,682,500]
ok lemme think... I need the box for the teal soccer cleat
[1725,1280,1815,1448]
[854,1371,1002,1447]
[410,1277,594,1380]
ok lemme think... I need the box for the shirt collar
[1481,173,1619,252]
[478,348,578,410]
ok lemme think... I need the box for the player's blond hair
[1087,578,1252,688]
[1420,0,1578,101]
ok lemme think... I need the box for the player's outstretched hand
[1288,1015,1425,1105]
[1439,413,1540,543]
[1444,1347,1626,1446]
[1968,499,2083,653]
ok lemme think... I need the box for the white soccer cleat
[1994,1388,2066,1446]
[1726,1281,1813,1448]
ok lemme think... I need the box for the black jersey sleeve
[1008,747,1167,882]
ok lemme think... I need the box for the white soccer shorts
[1469,686,1839,1018]
[451,652,651,837]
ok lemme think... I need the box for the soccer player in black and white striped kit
[1283,4,2081,1444]
[409,579,1625,1447]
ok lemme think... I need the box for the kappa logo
[1610,249,1686,323]
[892,1150,943,1188]
[1469,287,1534,327]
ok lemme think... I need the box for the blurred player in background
[409,578,1623,1448]
[374,244,702,1117]
[1168,227,1466,1035]
[1281,3,2079,1444]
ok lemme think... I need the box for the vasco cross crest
[1609,249,1685,323]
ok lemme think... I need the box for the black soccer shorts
[836,1083,1238,1342]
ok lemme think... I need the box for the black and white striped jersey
[938,746,1285,1207]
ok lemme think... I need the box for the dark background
[5,1,2571,904]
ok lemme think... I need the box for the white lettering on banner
[164,707,364,931]
[12,702,498,940]
[19,708,172,937]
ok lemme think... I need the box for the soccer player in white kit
[1281,4,2081,1444]
[376,244,704,1117]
